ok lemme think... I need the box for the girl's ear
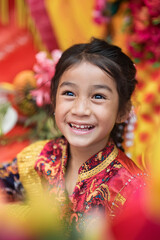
[116,101,131,123]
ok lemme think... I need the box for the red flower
[144,0,160,17]
[93,0,109,24]
[126,0,160,63]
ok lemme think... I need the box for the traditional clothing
[0,137,147,236]
[34,137,147,219]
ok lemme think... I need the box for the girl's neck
[69,146,92,169]
[65,140,109,196]
[69,141,108,170]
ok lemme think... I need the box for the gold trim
[5,140,49,219]
[114,193,126,205]
[78,146,118,182]
[110,193,126,216]
[17,140,49,201]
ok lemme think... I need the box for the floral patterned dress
[0,137,148,236]
[34,138,147,222]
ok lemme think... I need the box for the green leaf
[134,58,141,63]
[153,62,160,68]
[152,17,160,25]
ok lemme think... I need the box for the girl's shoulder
[36,136,67,159]
[17,136,67,173]
[32,137,68,178]
[112,148,148,196]
[16,137,67,199]
[108,148,149,218]
[17,136,67,164]
[115,148,144,176]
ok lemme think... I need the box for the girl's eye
[63,91,75,97]
[93,94,105,99]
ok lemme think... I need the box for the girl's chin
[67,138,92,148]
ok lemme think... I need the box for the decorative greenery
[23,50,62,140]
[24,107,61,140]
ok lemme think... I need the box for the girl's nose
[71,98,91,116]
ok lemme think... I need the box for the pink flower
[133,6,150,31]
[51,49,63,64]
[93,10,109,24]
[149,26,160,43]
[143,0,160,17]
[93,0,109,24]
[129,1,143,15]
[94,0,106,11]
[136,30,150,42]
[126,0,160,63]
[31,49,62,107]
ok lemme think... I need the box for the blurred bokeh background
[0,0,159,171]
[0,1,160,238]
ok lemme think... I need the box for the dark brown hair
[50,38,137,150]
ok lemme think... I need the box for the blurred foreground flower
[31,50,62,107]
[0,188,69,240]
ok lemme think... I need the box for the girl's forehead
[58,61,117,91]
[60,60,112,79]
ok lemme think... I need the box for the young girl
[0,38,147,237]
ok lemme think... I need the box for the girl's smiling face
[55,61,120,152]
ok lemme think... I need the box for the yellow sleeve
[17,140,49,201]
[3,140,49,219]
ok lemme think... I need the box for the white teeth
[70,123,93,129]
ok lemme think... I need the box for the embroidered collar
[58,138,118,182]
[78,145,118,182]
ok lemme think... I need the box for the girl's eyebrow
[59,81,76,88]
[92,84,113,93]
[59,82,113,93]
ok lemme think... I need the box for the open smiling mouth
[69,123,95,131]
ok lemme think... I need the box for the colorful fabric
[35,137,147,227]
[0,158,25,202]
[0,137,148,235]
